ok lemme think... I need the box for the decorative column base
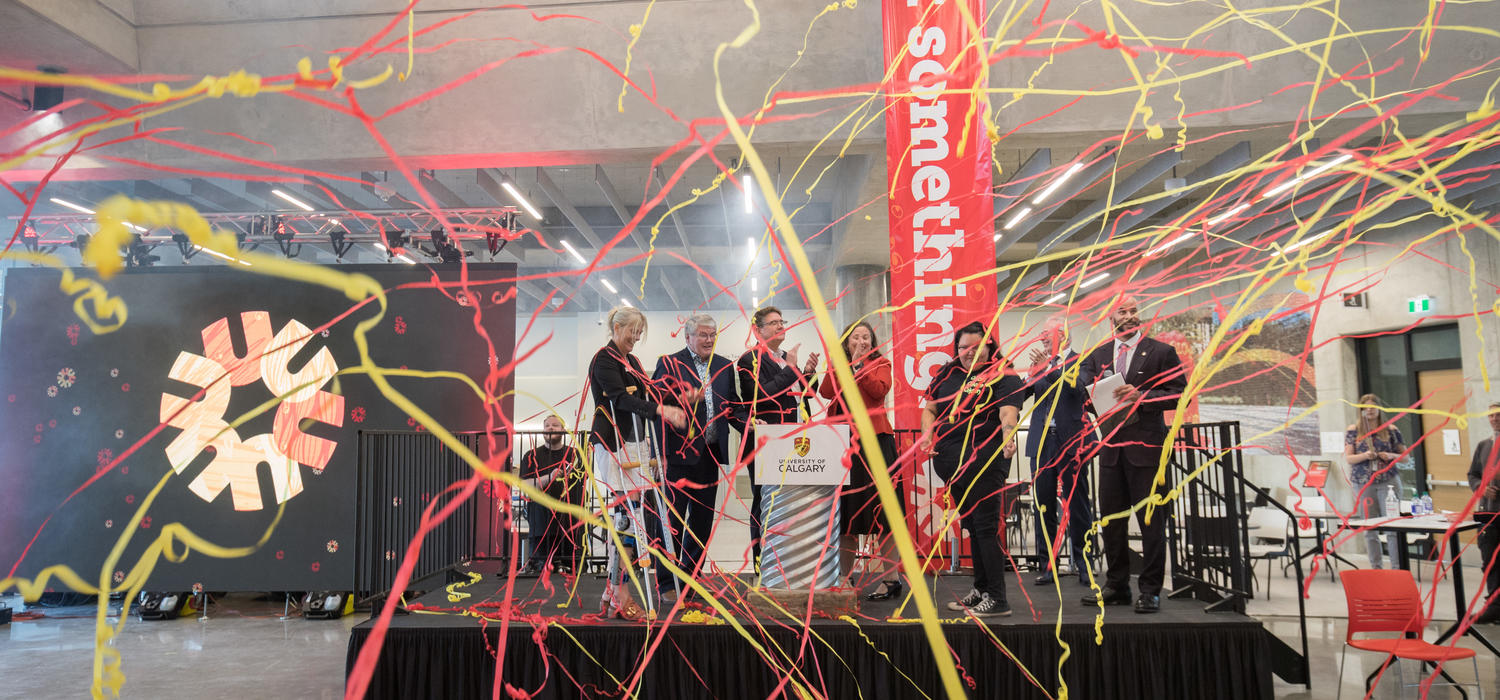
[754,484,858,618]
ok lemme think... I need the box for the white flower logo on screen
[160,311,344,511]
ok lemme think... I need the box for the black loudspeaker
[302,591,351,619]
[31,66,65,111]
[0,606,12,625]
[137,592,189,620]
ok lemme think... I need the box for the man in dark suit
[652,313,742,597]
[736,306,818,565]
[1024,314,1098,587]
[1080,296,1187,614]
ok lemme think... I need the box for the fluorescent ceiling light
[746,237,756,258]
[373,242,387,251]
[600,279,618,294]
[752,296,759,308]
[1260,154,1352,199]
[1080,272,1111,289]
[620,298,633,307]
[1003,206,1033,231]
[396,253,416,264]
[328,218,341,226]
[1146,231,1196,257]
[50,197,146,232]
[1206,204,1249,226]
[194,245,252,267]
[50,197,94,214]
[559,239,587,265]
[1044,293,1067,305]
[271,189,314,212]
[743,174,753,213]
[750,277,758,292]
[1271,229,1333,257]
[501,180,543,220]
[1032,162,1084,205]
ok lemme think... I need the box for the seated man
[521,415,585,575]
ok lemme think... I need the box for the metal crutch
[637,411,682,601]
[606,397,655,613]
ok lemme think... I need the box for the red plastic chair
[1338,569,1483,699]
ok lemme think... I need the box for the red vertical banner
[883,0,996,430]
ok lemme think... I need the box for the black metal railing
[1166,421,1309,688]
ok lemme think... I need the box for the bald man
[1080,296,1187,614]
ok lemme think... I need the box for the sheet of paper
[1320,431,1345,455]
[1443,429,1462,455]
[1088,372,1126,417]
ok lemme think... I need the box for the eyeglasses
[692,331,718,340]
[759,319,787,328]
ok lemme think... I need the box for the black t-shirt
[924,360,1025,458]
[520,444,583,502]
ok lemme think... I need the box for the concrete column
[835,263,888,336]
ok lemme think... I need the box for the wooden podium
[750,424,858,618]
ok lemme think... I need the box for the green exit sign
[1407,296,1434,313]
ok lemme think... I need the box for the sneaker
[966,593,1012,618]
[946,588,983,612]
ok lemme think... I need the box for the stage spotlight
[383,229,410,253]
[126,234,160,268]
[31,66,66,111]
[171,232,198,262]
[272,217,302,258]
[329,229,353,261]
[137,591,190,620]
[21,220,39,252]
[301,591,351,619]
[426,229,473,263]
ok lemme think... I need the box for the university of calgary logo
[160,312,344,511]
[793,436,812,457]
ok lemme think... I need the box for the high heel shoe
[864,579,904,602]
[613,598,651,621]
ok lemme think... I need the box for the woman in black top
[587,306,690,620]
[917,322,1024,618]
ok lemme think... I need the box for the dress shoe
[1081,587,1132,606]
[865,580,904,602]
[1134,593,1160,614]
[1034,571,1055,586]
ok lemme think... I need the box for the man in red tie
[1080,295,1187,614]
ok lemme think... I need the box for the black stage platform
[346,562,1272,699]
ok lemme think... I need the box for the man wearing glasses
[651,314,743,599]
[736,306,819,565]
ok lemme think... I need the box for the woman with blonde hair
[587,306,692,619]
[1343,393,1408,569]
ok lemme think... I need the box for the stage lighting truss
[9,206,524,266]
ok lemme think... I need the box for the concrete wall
[12,1,1494,178]
[1160,218,1500,506]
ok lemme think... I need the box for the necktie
[696,357,716,443]
[1115,340,1133,377]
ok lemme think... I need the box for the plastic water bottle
[1421,493,1434,516]
[1385,485,1400,518]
